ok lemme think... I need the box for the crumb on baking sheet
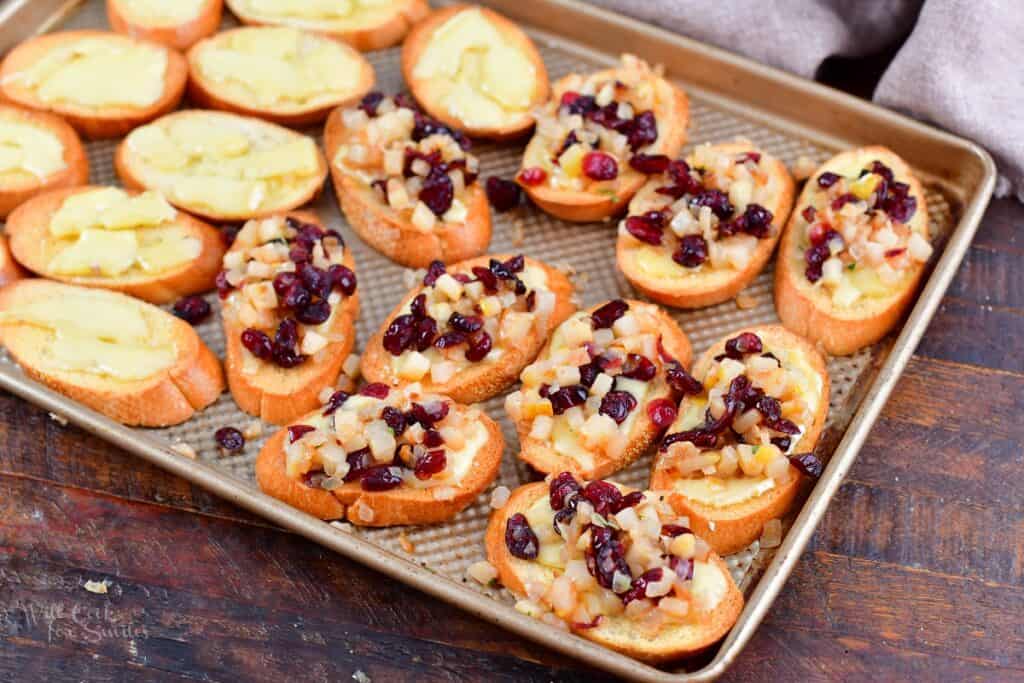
[735,292,758,310]
[489,486,511,509]
[48,412,68,426]
[761,519,783,548]
[792,155,817,182]
[399,531,415,554]
[467,560,498,585]
[243,420,263,440]
[170,443,197,459]
[352,670,371,683]
[511,218,525,247]
[330,521,353,533]
[84,579,109,594]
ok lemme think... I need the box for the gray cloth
[586,0,1024,201]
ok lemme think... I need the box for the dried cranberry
[288,425,315,443]
[271,346,306,369]
[421,429,443,448]
[817,172,840,188]
[789,452,824,478]
[358,91,384,116]
[220,224,241,246]
[289,244,310,264]
[647,398,678,429]
[241,329,273,360]
[614,491,645,513]
[449,312,483,333]
[673,235,708,268]
[548,385,588,415]
[591,299,629,329]
[471,266,498,293]
[622,567,663,605]
[502,255,525,273]
[282,283,311,310]
[381,406,406,435]
[414,450,446,480]
[691,189,734,220]
[802,205,817,223]
[505,513,539,560]
[485,177,521,212]
[343,448,372,482]
[297,300,331,325]
[215,270,233,299]
[423,260,446,286]
[328,264,357,296]
[518,167,547,186]
[360,466,403,491]
[360,383,390,399]
[663,428,718,450]
[433,331,466,349]
[586,526,630,590]
[667,159,700,194]
[582,480,623,517]
[661,524,691,537]
[301,471,329,489]
[666,362,703,396]
[768,417,801,435]
[383,314,416,355]
[624,211,665,245]
[581,151,618,181]
[723,332,763,359]
[771,436,792,452]
[214,427,244,454]
[625,111,658,150]
[413,317,437,351]
[172,295,211,325]
[270,272,296,297]
[669,556,694,581]
[549,472,581,511]
[412,114,470,150]
[552,506,576,537]
[578,360,601,388]
[599,390,637,424]
[565,93,597,116]
[419,166,455,216]
[737,151,762,164]
[322,390,350,416]
[740,203,773,238]
[831,193,857,211]
[621,354,656,381]
[629,153,671,174]
[464,331,493,362]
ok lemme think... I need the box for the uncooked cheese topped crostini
[107,0,223,51]
[517,54,689,223]
[506,299,696,480]
[324,92,491,268]
[617,142,795,309]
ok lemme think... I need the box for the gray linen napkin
[586,0,1023,200]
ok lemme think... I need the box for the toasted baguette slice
[116,109,328,222]
[219,211,360,425]
[107,0,223,51]
[651,325,829,555]
[187,26,376,127]
[508,299,692,480]
[0,31,187,140]
[361,255,575,404]
[225,0,429,51]
[518,54,689,223]
[6,186,225,304]
[0,279,223,426]
[0,105,89,218]
[401,5,549,140]
[618,143,796,309]
[486,479,744,662]
[324,94,491,268]
[0,235,26,288]
[775,146,931,355]
[256,385,504,525]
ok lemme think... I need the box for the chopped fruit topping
[518,167,547,186]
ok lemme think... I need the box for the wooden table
[2,190,1022,680]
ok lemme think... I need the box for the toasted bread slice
[507,299,692,480]
[650,325,829,555]
[0,235,26,288]
[116,109,328,222]
[486,479,744,662]
[6,186,225,304]
[187,26,376,127]
[219,211,359,425]
[0,30,187,140]
[401,5,549,140]
[224,0,430,51]
[361,255,575,404]
[107,0,223,51]
[0,279,223,426]
[0,105,89,218]
[256,385,504,525]
[517,54,689,223]
[617,143,796,309]
[774,146,931,355]
[324,94,491,268]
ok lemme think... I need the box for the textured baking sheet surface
[3,0,957,648]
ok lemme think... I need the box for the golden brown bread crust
[221,211,360,426]
[650,324,830,555]
[0,105,90,218]
[514,301,693,480]
[255,402,505,525]
[360,255,576,404]
[5,185,226,304]
[0,235,26,289]
[400,4,549,140]
[186,28,376,128]
[486,481,745,662]
[114,110,329,223]
[0,279,224,426]
[0,30,188,140]
[225,0,430,51]
[323,106,492,267]
[774,146,929,356]
[521,70,689,223]
[618,144,796,309]
[106,0,223,51]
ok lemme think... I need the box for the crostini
[324,92,491,267]
[0,280,224,426]
[774,147,931,355]
[506,299,695,480]
[517,54,689,223]
[0,236,25,288]
[256,382,503,525]
[107,0,222,51]
[225,0,429,51]
[6,186,225,305]
[361,255,575,404]
[0,30,187,140]
[0,105,89,218]
[650,326,829,555]
[486,475,743,661]
[617,143,796,309]
[217,211,359,425]
[401,4,549,140]
[187,26,376,127]
[116,110,328,222]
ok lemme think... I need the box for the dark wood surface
[3,196,1023,681]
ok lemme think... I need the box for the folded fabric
[586,0,1022,200]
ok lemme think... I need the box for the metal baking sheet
[0,0,996,680]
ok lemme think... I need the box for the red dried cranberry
[614,491,644,513]
[518,167,547,186]
[622,567,663,605]
[171,295,211,325]
[802,205,817,223]
[581,151,618,181]
[578,360,601,388]
[808,222,829,246]
[449,312,483,333]
[740,203,773,238]
[214,427,245,454]
[629,153,671,174]
[343,448,372,482]
[624,212,665,245]
[647,398,678,429]
[412,114,470,150]
[661,524,691,537]
[414,450,446,480]
[358,91,384,116]
[380,406,406,435]
[565,93,598,116]
[360,383,390,399]
[241,329,273,360]
[817,172,840,188]
[282,283,311,310]
[586,526,630,590]
[505,513,539,559]
[666,361,703,396]
[666,159,700,195]
[723,332,763,359]
[215,270,233,299]
[552,506,576,537]
[673,235,708,268]
[549,472,581,511]
[272,271,298,297]
[621,354,656,381]
[297,300,331,325]
[289,244,310,263]
[360,465,403,491]
[273,317,298,347]
[582,480,623,517]
[423,260,446,286]
[383,314,416,355]
[885,247,907,258]
[419,166,454,217]
[413,317,437,351]
[771,436,792,452]
[407,401,449,427]
[220,224,241,246]
[464,331,492,362]
[322,390,350,416]
[301,471,329,489]
[328,264,357,296]
[831,192,857,211]
[737,151,762,164]
[880,181,917,223]
[669,556,694,581]
[591,299,629,329]
[423,429,444,448]
[599,390,637,424]
[433,331,466,349]
[625,110,658,150]
[548,385,588,415]
[502,254,525,273]
[471,266,499,293]
[485,177,522,212]
[663,428,718,450]
[789,452,824,478]
[691,189,734,220]
[288,425,315,443]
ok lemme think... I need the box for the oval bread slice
[6,186,225,304]
[0,279,224,426]
[0,30,187,140]
[107,0,223,51]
